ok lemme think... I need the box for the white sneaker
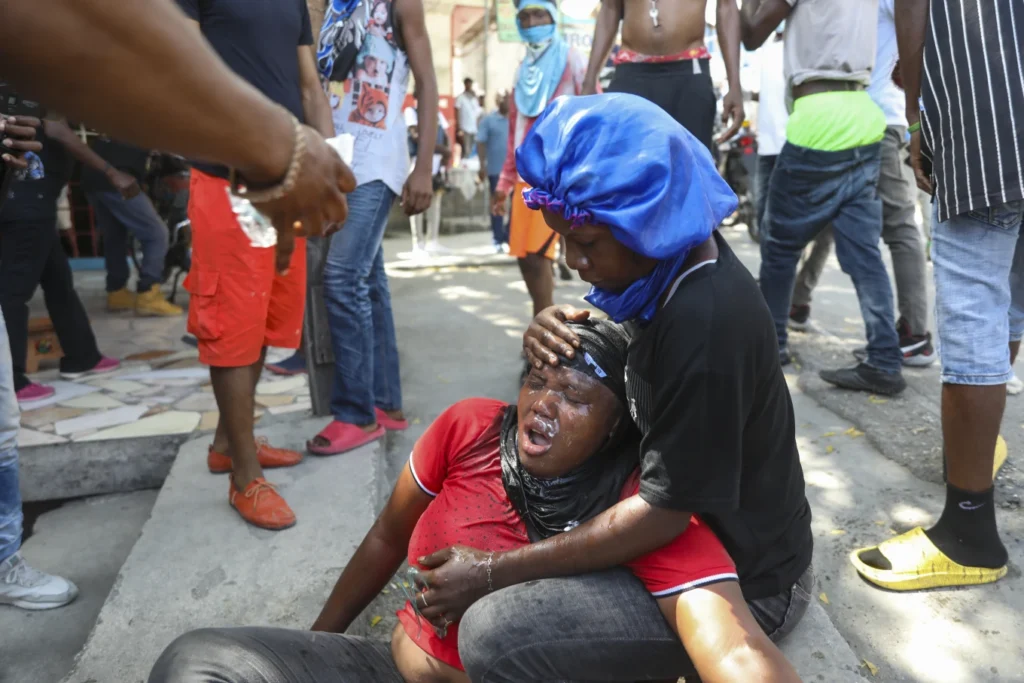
[0,552,79,610]
[1008,373,1023,396]
[425,241,452,254]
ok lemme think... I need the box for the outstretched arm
[45,120,141,198]
[312,466,431,632]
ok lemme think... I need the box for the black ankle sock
[924,483,1008,569]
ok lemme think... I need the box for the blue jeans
[87,190,169,292]
[932,200,1024,385]
[759,142,902,373]
[754,154,778,238]
[324,181,402,425]
[0,307,23,564]
[488,175,509,246]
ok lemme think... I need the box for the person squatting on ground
[79,136,184,317]
[402,94,814,681]
[742,0,907,397]
[0,120,120,407]
[583,0,745,150]
[149,319,801,683]
[849,0,1024,592]
[178,0,349,531]
[308,0,438,456]
[491,0,588,326]
[476,93,510,252]
[783,0,935,368]
[0,116,79,611]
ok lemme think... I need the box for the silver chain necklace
[649,0,660,27]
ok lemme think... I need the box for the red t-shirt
[399,398,738,671]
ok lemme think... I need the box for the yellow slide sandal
[994,434,1008,478]
[850,528,1007,591]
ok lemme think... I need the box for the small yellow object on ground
[862,660,880,676]
[844,427,865,438]
[994,434,1008,478]
[825,445,835,454]
[850,527,1007,591]
[370,615,383,627]
[818,592,829,605]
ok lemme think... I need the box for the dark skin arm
[0,115,42,169]
[582,0,622,96]
[416,495,691,625]
[894,0,932,193]
[739,0,791,51]
[1,0,356,273]
[717,0,746,141]
[398,0,438,216]
[312,466,431,632]
[45,120,141,199]
[665,582,802,682]
[298,45,336,139]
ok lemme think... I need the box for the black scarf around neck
[499,406,638,542]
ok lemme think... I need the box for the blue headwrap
[514,0,569,118]
[517,94,738,324]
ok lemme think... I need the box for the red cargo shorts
[184,169,306,368]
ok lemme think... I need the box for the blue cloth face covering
[517,94,738,324]
[514,1,569,118]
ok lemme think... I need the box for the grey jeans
[792,126,930,335]
[87,190,169,293]
[148,567,814,683]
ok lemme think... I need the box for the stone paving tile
[77,411,202,442]
[19,406,86,429]
[255,394,296,408]
[17,427,68,446]
[59,394,125,409]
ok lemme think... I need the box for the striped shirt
[921,0,1024,222]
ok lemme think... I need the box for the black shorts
[608,58,717,154]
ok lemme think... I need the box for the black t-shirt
[0,127,71,225]
[79,138,150,194]
[177,0,314,178]
[625,231,813,600]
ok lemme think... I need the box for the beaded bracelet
[229,114,307,204]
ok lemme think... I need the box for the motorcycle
[716,122,759,243]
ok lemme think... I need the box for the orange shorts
[509,181,558,260]
[184,169,306,368]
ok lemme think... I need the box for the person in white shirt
[404,106,451,255]
[454,77,482,162]
[786,0,935,368]
[753,25,786,240]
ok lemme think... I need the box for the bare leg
[518,254,555,318]
[210,347,266,489]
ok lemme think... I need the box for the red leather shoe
[229,476,296,530]
[207,437,303,473]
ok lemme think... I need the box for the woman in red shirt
[149,320,799,683]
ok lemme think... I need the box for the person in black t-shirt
[408,95,813,681]
[0,122,119,405]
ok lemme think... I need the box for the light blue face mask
[518,22,557,45]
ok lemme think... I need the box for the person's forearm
[0,0,292,184]
[303,84,336,139]
[414,91,439,178]
[717,0,743,93]
[45,121,112,174]
[895,0,930,122]
[704,642,801,683]
[311,528,409,633]
[582,0,620,92]
[492,496,691,589]
[476,146,487,173]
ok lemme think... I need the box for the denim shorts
[932,199,1024,385]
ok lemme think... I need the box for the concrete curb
[19,433,187,502]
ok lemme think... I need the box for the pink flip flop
[307,420,385,455]
[375,407,409,431]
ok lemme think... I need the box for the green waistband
[786,91,886,151]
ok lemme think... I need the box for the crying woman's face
[516,363,622,479]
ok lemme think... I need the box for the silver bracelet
[485,552,495,592]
